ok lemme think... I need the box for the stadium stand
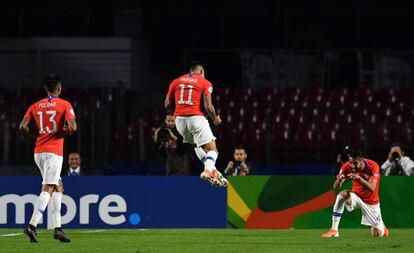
[1,85,414,173]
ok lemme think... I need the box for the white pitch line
[81,230,106,233]
[0,233,24,237]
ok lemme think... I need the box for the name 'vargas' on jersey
[167,74,213,116]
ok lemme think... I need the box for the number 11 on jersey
[177,84,194,105]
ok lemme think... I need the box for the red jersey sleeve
[203,80,213,95]
[369,161,380,181]
[339,162,351,176]
[167,79,177,98]
[24,105,34,120]
[65,102,76,120]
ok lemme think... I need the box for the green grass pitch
[0,229,413,253]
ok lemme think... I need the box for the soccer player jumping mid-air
[164,62,227,187]
[322,148,389,238]
[19,74,77,243]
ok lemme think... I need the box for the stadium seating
[391,123,413,147]
[305,87,325,108]
[2,85,414,166]
[353,87,372,107]
[319,122,340,151]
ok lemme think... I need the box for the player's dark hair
[234,145,246,151]
[44,73,62,93]
[349,148,363,159]
[189,60,205,72]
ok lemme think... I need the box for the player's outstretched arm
[64,119,77,135]
[203,93,221,126]
[164,96,175,114]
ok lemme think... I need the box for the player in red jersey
[322,148,389,238]
[19,74,77,243]
[164,62,227,187]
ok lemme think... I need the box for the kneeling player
[322,149,389,238]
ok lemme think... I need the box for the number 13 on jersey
[37,110,57,134]
[177,84,194,105]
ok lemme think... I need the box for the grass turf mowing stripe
[0,228,412,253]
[0,233,24,237]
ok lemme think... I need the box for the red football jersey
[166,73,213,116]
[340,159,381,205]
[24,96,76,156]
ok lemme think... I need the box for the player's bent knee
[42,184,55,195]
[339,190,350,199]
[55,185,64,193]
[56,179,64,193]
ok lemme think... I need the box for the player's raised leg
[198,141,227,187]
[321,190,351,237]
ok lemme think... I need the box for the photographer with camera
[154,114,193,175]
[224,146,251,176]
[381,143,414,176]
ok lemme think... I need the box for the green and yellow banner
[228,176,414,229]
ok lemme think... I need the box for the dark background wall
[1,1,413,174]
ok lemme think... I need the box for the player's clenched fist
[336,173,345,180]
[347,173,361,181]
[213,115,222,126]
[63,120,76,135]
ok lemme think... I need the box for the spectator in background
[381,143,414,176]
[154,114,192,175]
[67,152,83,176]
[224,146,251,176]
[332,145,351,175]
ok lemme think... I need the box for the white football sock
[203,151,218,172]
[194,147,207,162]
[331,194,345,230]
[29,191,51,227]
[51,192,63,228]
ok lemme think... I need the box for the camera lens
[391,152,400,161]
